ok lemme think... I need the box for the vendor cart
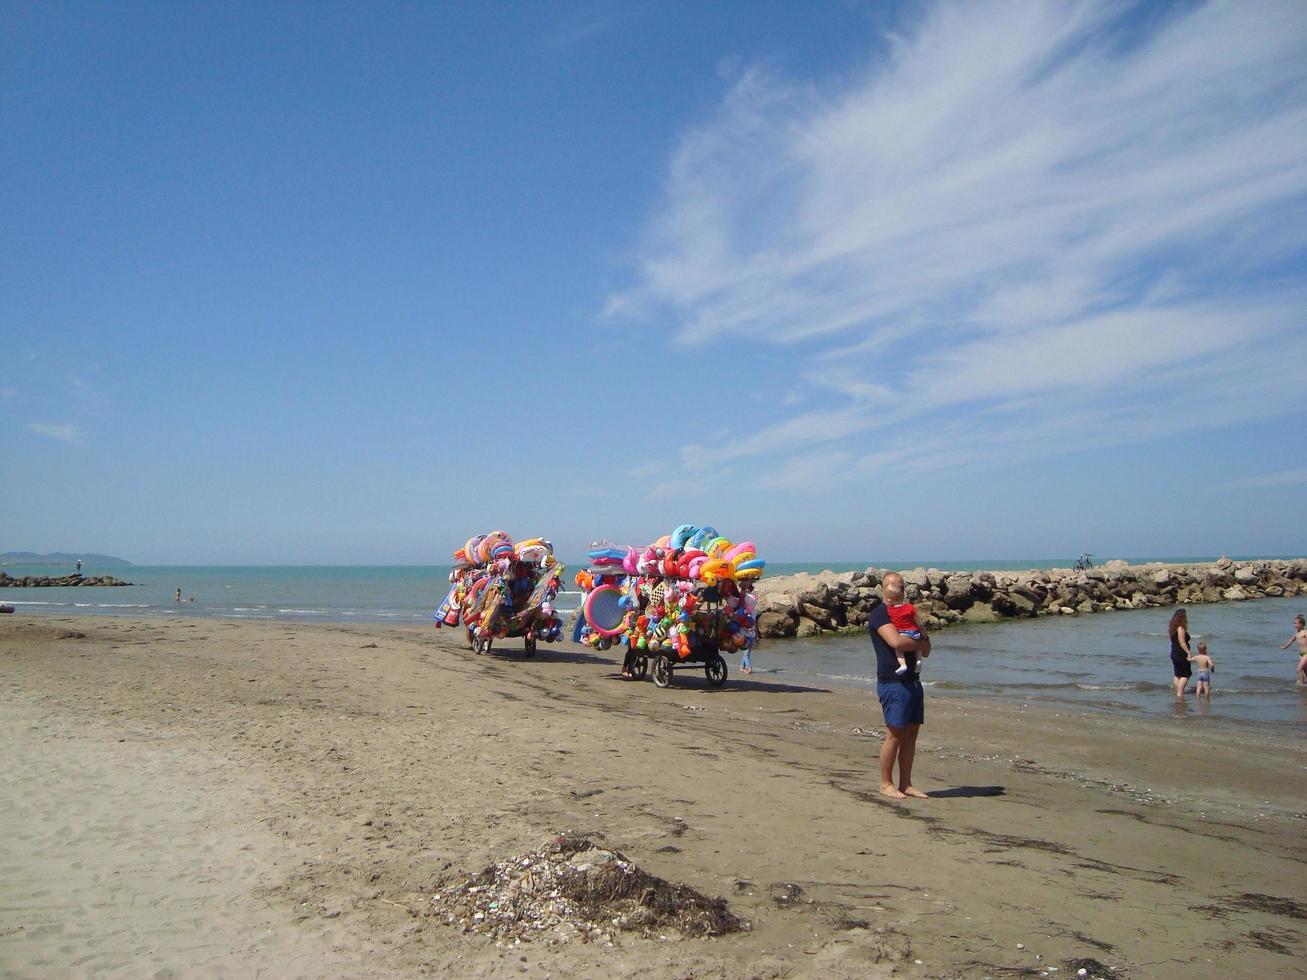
[434,532,565,658]
[575,526,761,689]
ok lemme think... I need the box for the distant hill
[0,552,133,567]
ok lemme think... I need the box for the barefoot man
[1282,614,1307,685]
[868,572,931,799]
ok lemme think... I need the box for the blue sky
[3,0,1306,564]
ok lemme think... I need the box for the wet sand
[1,616,1303,978]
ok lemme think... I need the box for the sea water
[5,561,1304,726]
[757,596,1307,728]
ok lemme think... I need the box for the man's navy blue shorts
[877,679,924,727]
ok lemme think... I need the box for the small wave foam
[1076,681,1170,692]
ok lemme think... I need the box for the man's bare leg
[897,724,929,798]
[879,727,907,798]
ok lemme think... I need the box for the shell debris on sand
[428,835,746,946]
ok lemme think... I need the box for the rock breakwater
[752,557,1307,640]
[0,573,134,588]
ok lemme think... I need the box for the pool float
[518,544,549,563]
[669,524,697,549]
[724,541,756,563]
[687,526,718,551]
[700,558,737,585]
[675,549,707,578]
[584,585,628,637]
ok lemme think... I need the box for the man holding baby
[866,572,931,799]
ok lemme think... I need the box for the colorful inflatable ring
[687,526,718,551]
[670,525,697,549]
[518,544,548,564]
[729,551,756,567]
[687,555,709,580]
[734,558,766,574]
[700,558,736,584]
[584,585,628,637]
[705,536,733,558]
[724,541,756,562]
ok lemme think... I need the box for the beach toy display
[434,531,565,657]
[575,525,764,688]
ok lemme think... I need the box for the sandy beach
[1,616,1303,978]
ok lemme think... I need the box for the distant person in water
[175,588,182,604]
[1282,614,1307,685]
[1168,608,1193,699]
[887,597,924,675]
[1188,642,1215,700]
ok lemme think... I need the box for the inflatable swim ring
[584,585,627,637]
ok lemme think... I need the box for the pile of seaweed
[430,836,745,946]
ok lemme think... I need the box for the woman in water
[1168,608,1193,699]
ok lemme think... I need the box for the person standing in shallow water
[1168,608,1193,699]
[1281,614,1307,685]
[868,572,931,799]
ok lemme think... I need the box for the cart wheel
[705,653,728,687]
[524,634,537,658]
[651,654,673,688]
[630,654,648,681]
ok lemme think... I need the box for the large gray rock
[798,584,834,608]
[961,602,999,624]
[800,603,839,629]
[942,575,976,611]
[794,618,821,638]
[756,610,797,639]
[992,591,1037,617]
[902,568,930,590]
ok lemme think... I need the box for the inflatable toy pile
[575,524,763,660]
[434,531,565,648]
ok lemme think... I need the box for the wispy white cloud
[28,422,79,442]
[538,0,647,50]
[609,0,1307,488]
[1226,467,1307,491]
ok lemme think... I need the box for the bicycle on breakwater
[1073,553,1095,571]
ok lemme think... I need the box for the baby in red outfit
[887,601,923,675]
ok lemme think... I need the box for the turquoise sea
[1,556,1286,623]
[5,559,1304,727]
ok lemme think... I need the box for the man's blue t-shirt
[867,602,917,682]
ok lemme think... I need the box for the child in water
[1188,642,1215,700]
[887,599,924,675]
